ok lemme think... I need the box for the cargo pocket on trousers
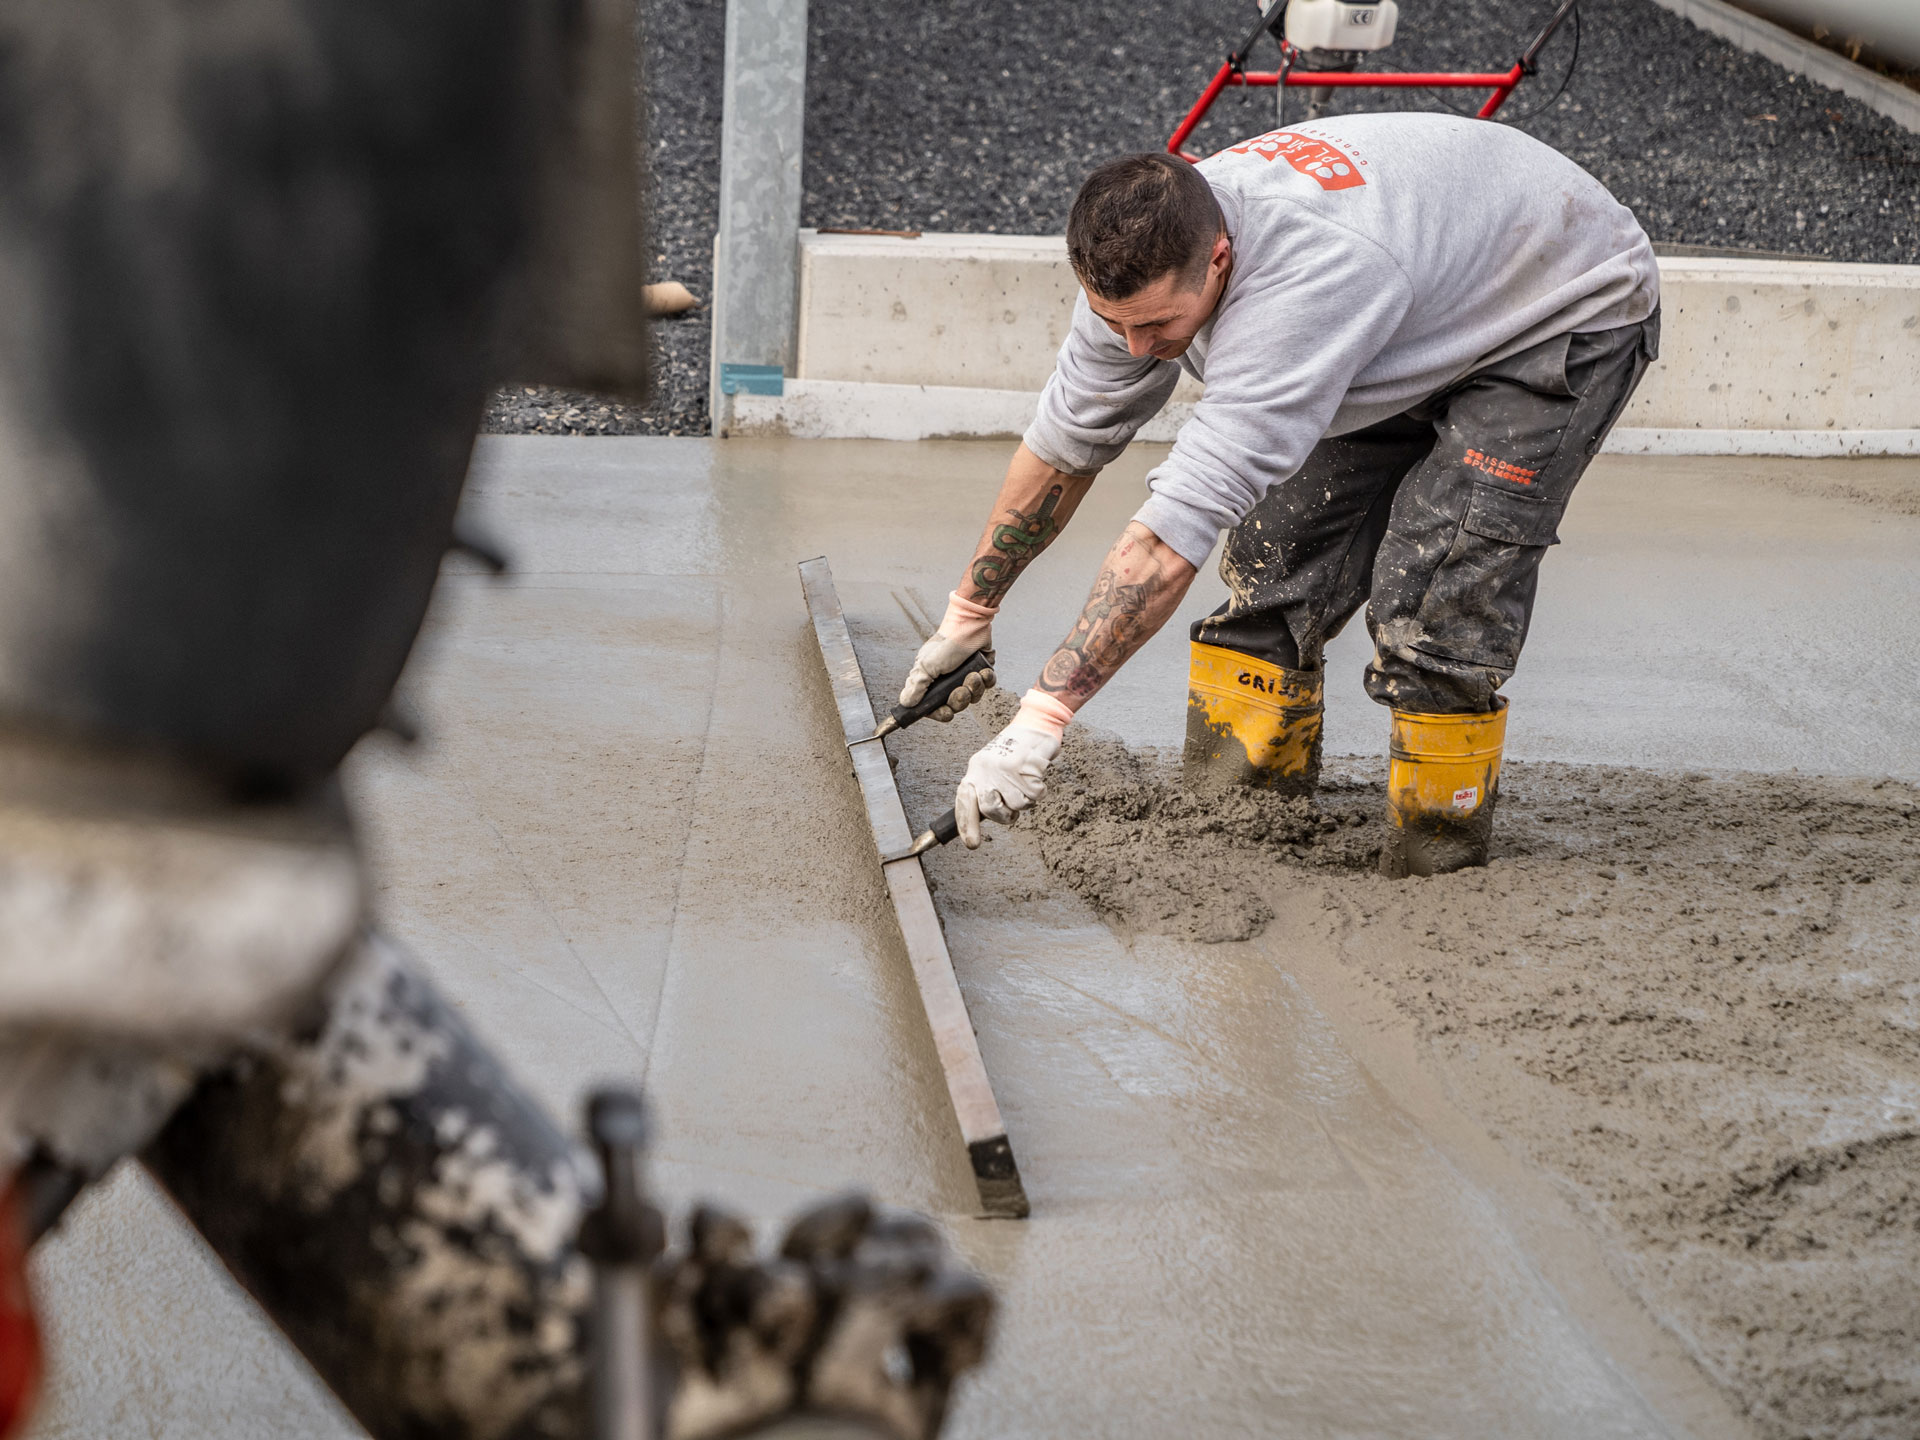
[1405,481,1564,673]
[1461,481,1565,547]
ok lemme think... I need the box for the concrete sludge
[1019,705,1920,1440]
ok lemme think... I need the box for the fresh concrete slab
[27,1168,354,1440]
[23,436,1918,1437]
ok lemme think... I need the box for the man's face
[1085,232,1233,361]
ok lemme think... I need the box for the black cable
[1495,0,1581,126]
[1238,23,1291,120]
[1363,1,1582,129]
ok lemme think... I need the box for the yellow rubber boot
[1182,642,1323,798]
[1378,702,1508,878]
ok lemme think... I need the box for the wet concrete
[22,440,1920,1438]
[1006,711,1920,1436]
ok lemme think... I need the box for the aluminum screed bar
[798,558,1030,1220]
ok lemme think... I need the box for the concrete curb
[729,379,1192,444]
[1644,0,1920,133]
[730,380,1918,456]
[1608,427,1920,456]
[757,233,1920,450]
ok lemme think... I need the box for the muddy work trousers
[1192,312,1660,715]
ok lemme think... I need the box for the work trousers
[1191,311,1660,715]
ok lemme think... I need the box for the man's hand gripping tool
[895,807,960,861]
[873,649,990,861]
[872,649,994,738]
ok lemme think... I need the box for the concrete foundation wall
[750,230,1920,450]
[793,232,1075,395]
[1630,259,1920,430]
[792,231,1204,403]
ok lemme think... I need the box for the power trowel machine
[1168,0,1582,160]
[0,2,991,1437]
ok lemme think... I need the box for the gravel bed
[483,0,725,438]
[483,0,1920,436]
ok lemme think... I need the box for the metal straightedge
[797,558,1029,1220]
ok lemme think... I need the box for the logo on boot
[1451,785,1479,811]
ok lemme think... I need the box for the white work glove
[900,592,997,718]
[955,691,1074,848]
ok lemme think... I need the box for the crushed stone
[483,0,722,439]
[1027,711,1920,1440]
[485,0,1920,437]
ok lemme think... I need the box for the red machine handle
[1168,60,1240,161]
[1168,61,1524,161]
[1166,0,1579,160]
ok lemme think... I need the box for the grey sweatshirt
[1023,113,1659,568]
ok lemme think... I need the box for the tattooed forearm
[1036,523,1198,708]
[1038,568,1152,702]
[955,445,1094,608]
[967,485,1064,605]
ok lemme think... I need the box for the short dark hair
[1066,153,1223,301]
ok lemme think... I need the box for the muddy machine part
[658,1196,994,1440]
[580,1091,666,1440]
[797,558,1029,1219]
[0,0,650,789]
[146,941,996,1440]
[0,3,1004,1427]
[0,0,648,1416]
[145,937,596,1440]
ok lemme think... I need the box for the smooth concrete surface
[775,231,1920,443]
[27,1168,356,1439]
[23,437,1919,1438]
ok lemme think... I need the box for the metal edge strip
[797,558,1029,1219]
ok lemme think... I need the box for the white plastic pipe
[1732,0,1920,67]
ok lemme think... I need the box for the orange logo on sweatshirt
[1219,131,1366,190]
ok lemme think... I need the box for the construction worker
[898,113,1660,877]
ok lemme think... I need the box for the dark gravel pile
[483,0,725,438]
[484,0,1920,436]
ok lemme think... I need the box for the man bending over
[898,114,1659,877]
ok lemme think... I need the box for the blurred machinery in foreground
[0,1,991,1436]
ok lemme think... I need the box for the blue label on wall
[720,363,785,396]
